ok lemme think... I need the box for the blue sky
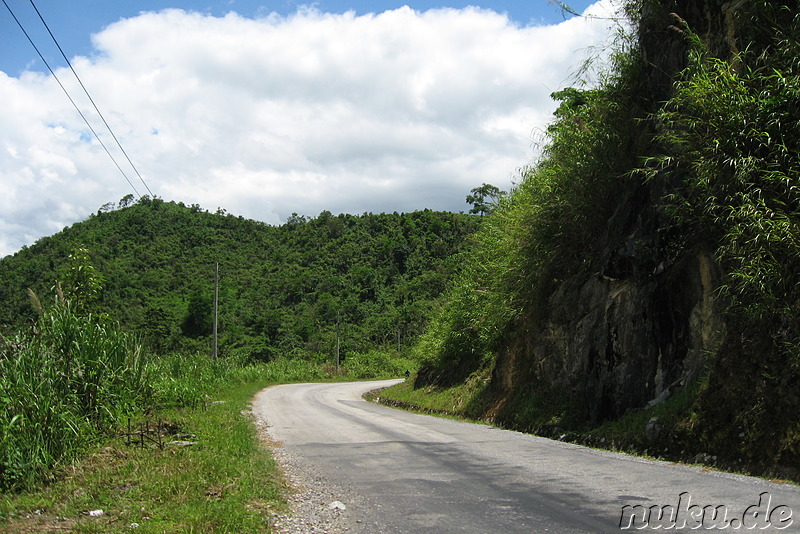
[1,0,597,75]
[0,0,618,257]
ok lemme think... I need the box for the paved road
[252,380,800,533]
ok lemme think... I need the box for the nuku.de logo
[619,492,793,530]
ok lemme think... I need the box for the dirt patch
[1,511,77,533]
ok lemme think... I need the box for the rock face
[490,0,740,424]
[501,247,724,423]
[638,0,744,100]
[492,166,727,423]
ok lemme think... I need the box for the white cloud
[0,1,620,257]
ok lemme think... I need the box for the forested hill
[0,197,480,359]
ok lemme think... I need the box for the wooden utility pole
[336,311,340,373]
[213,262,219,360]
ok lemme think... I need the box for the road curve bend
[252,380,800,534]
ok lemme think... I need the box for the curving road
[252,380,800,533]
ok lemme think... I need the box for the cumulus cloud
[0,1,620,257]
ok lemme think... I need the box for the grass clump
[0,299,147,492]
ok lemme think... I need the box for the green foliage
[465,183,505,216]
[181,288,213,338]
[379,364,495,420]
[340,350,418,379]
[0,201,479,361]
[0,200,482,491]
[1,301,360,493]
[414,214,515,384]
[56,246,105,313]
[653,17,800,328]
[145,352,328,409]
[0,299,147,491]
[0,382,284,532]
[640,6,800,474]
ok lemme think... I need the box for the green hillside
[0,197,480,362]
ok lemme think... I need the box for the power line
[1,0,152,198]
[26,0,154,197]
[1,0,142,197]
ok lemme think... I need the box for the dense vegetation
[652,1,800,473]
[0,199,479,361]
[0,279,347,493]
[406,0,800,478]
[0,200,479,492]
[0,297,146,490]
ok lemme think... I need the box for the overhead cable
[1,0,148,198]
[26,0,154,197]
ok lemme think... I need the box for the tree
[182,289,213,338]
[465,183,505,216]
[142,305,172,351]
[57,246,104,313]
[98,202,115,214]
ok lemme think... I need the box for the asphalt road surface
[252,380,800,533]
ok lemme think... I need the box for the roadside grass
[586,383,701,452]
[0,348,412,533]
[376,365,494,422]
[0,301,148,493]
[0,381,285,533]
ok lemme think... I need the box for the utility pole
[336,311,340,374]
[213,262,219,360]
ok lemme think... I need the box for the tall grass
[1,302,409,492]
[653,13,800,327]
[0,300,147,491]
[146,352,329,408]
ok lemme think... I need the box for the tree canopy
[0,198,480,361]
[465,183,505,216]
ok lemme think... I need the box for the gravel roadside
[250,410,365,533]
